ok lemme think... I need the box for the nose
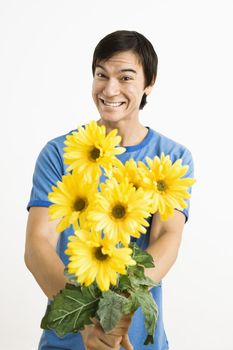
[102,78,120,97]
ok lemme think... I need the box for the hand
[80,315,134,350]
[80,323,122,350]
[108,314,134,350]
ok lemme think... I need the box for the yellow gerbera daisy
[88,178,152,246]
[111,158,146,190]
[65,229,136,292]
[138,153,196,220]
[48,172,98,232]
[63,120,126,181]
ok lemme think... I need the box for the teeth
[103,100,123,107]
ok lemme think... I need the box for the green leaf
[128,264,145,278]
[40,304,52,330]
[117,275,132,292]
[117,266,157,293]
[41,284,100,336]
[128,265,157,289]
[129,274,157,290]
[131,289,158,345]
[130,243,155,268]
[97,290,131,333]
[121,293,139,314]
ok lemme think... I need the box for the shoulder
[149,128,193,166]
[39,129,75,159]
[35,129,75,173]
[46,129,75,152]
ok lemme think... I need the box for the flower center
[73,197,87,212]
[95,246,109,261]
[157,180,167,192]
[112,204,126,219]
[90,147,101,160]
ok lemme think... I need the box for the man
[25,30,194,350]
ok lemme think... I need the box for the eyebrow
[95,64,137,74]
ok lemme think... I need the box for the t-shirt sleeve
[27,141,64,210]
[177,147,195,223]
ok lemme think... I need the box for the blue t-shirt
[27,126,194,350]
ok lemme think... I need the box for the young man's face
[92,50,153,124]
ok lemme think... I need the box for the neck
[97,118,148,147]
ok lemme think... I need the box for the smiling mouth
[100,99,125,107]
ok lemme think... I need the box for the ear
[144,86,153,96]
[144,80,155,96]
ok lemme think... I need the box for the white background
[1,0,233,349]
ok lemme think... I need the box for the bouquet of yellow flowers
[41,120,195,345]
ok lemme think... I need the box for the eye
[121,76,133,81]
[96,72,106,79]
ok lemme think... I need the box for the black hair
[92,30,158,109]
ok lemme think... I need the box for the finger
[121,334,134,350]
[87,337,114,350]
[93,336,123,350]
[90,321,123,348]
[109,328,128,336]
[99,333,123,348]
[115,314,132,328]
[108,316,132,337]
[109,324,131,336]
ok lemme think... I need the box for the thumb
[121,334,134,350]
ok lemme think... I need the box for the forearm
[145,230,182,283]
[24,236,68,300]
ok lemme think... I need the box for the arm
[80,208,185,349]
[24,207,68,300]
[145,210,185,283]
[24,207,132,350]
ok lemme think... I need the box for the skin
[25,50,186,350]
[92,51,154,146]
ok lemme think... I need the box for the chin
[99,113,124,124]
